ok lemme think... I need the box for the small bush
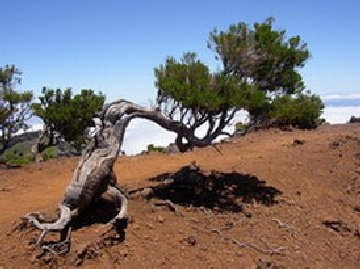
[235,122,249,132]
[0,142,33,166]
[42,146,58,161]
[147,144,166,153]
[270,93,324,129]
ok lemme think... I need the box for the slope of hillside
[0,124,359,268]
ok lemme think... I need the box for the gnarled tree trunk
[24,99,229,247]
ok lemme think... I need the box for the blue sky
[1,0,359,104]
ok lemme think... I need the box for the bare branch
[228,237,287,255]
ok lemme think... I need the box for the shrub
[147,144,166,153]
[235,122,249,132]
[270,93,324,129]
[42,146,58,161]
[0,142,33,166]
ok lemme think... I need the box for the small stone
[127,215,135,224]
[31,254,39,263]
[25,244,35,251]
[31,249,44,263]
[293,139,305,145]
[157,215,164,223]
[244,212,252,218]
[190,217,199,223]
[119,249,128,257]
[185,235,197,246]
[228,257,235,263]
[139,187,153,197]
[354,229,360,238]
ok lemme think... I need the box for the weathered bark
[24,99,229,247]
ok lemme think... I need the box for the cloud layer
[13,96,360,155]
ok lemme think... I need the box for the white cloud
[121,110,250,155]
[323,106,360,124]
[6,106,359,155]
[122,119,177,155]
[321,93,360,100]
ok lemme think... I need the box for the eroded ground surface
[0,124,359,268]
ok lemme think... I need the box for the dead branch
[210,219,243,234]
[210,218,287,255]
[227,237,287,255]
[272,218,298,232]
[153,199,183,216]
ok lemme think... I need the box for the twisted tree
[24,99,241,248]
[155,52,263,151]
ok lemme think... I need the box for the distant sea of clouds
[24,94,360,155]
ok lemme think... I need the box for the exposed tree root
[24,205,72,233]
[23,205,73,246]
[40,228,72,255]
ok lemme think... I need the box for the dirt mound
[0,124,359,268]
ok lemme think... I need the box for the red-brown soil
[0,124,359,268]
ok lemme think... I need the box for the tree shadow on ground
[70,200,120,229]
[70,199,128,241]
[146,165,282,212]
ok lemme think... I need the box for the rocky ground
[0,123,359,268]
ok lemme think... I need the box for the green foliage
[235,122,249,132]
[154,18,319,150]
[270,93,324,129]
[209,17,310,94]
[0,65,33,152]
[41,146,58,161]
[146,144,166,153]
[0,142,33,165]
[155,52,262,113]
[33,88,105,148]
[155,52,270,152]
